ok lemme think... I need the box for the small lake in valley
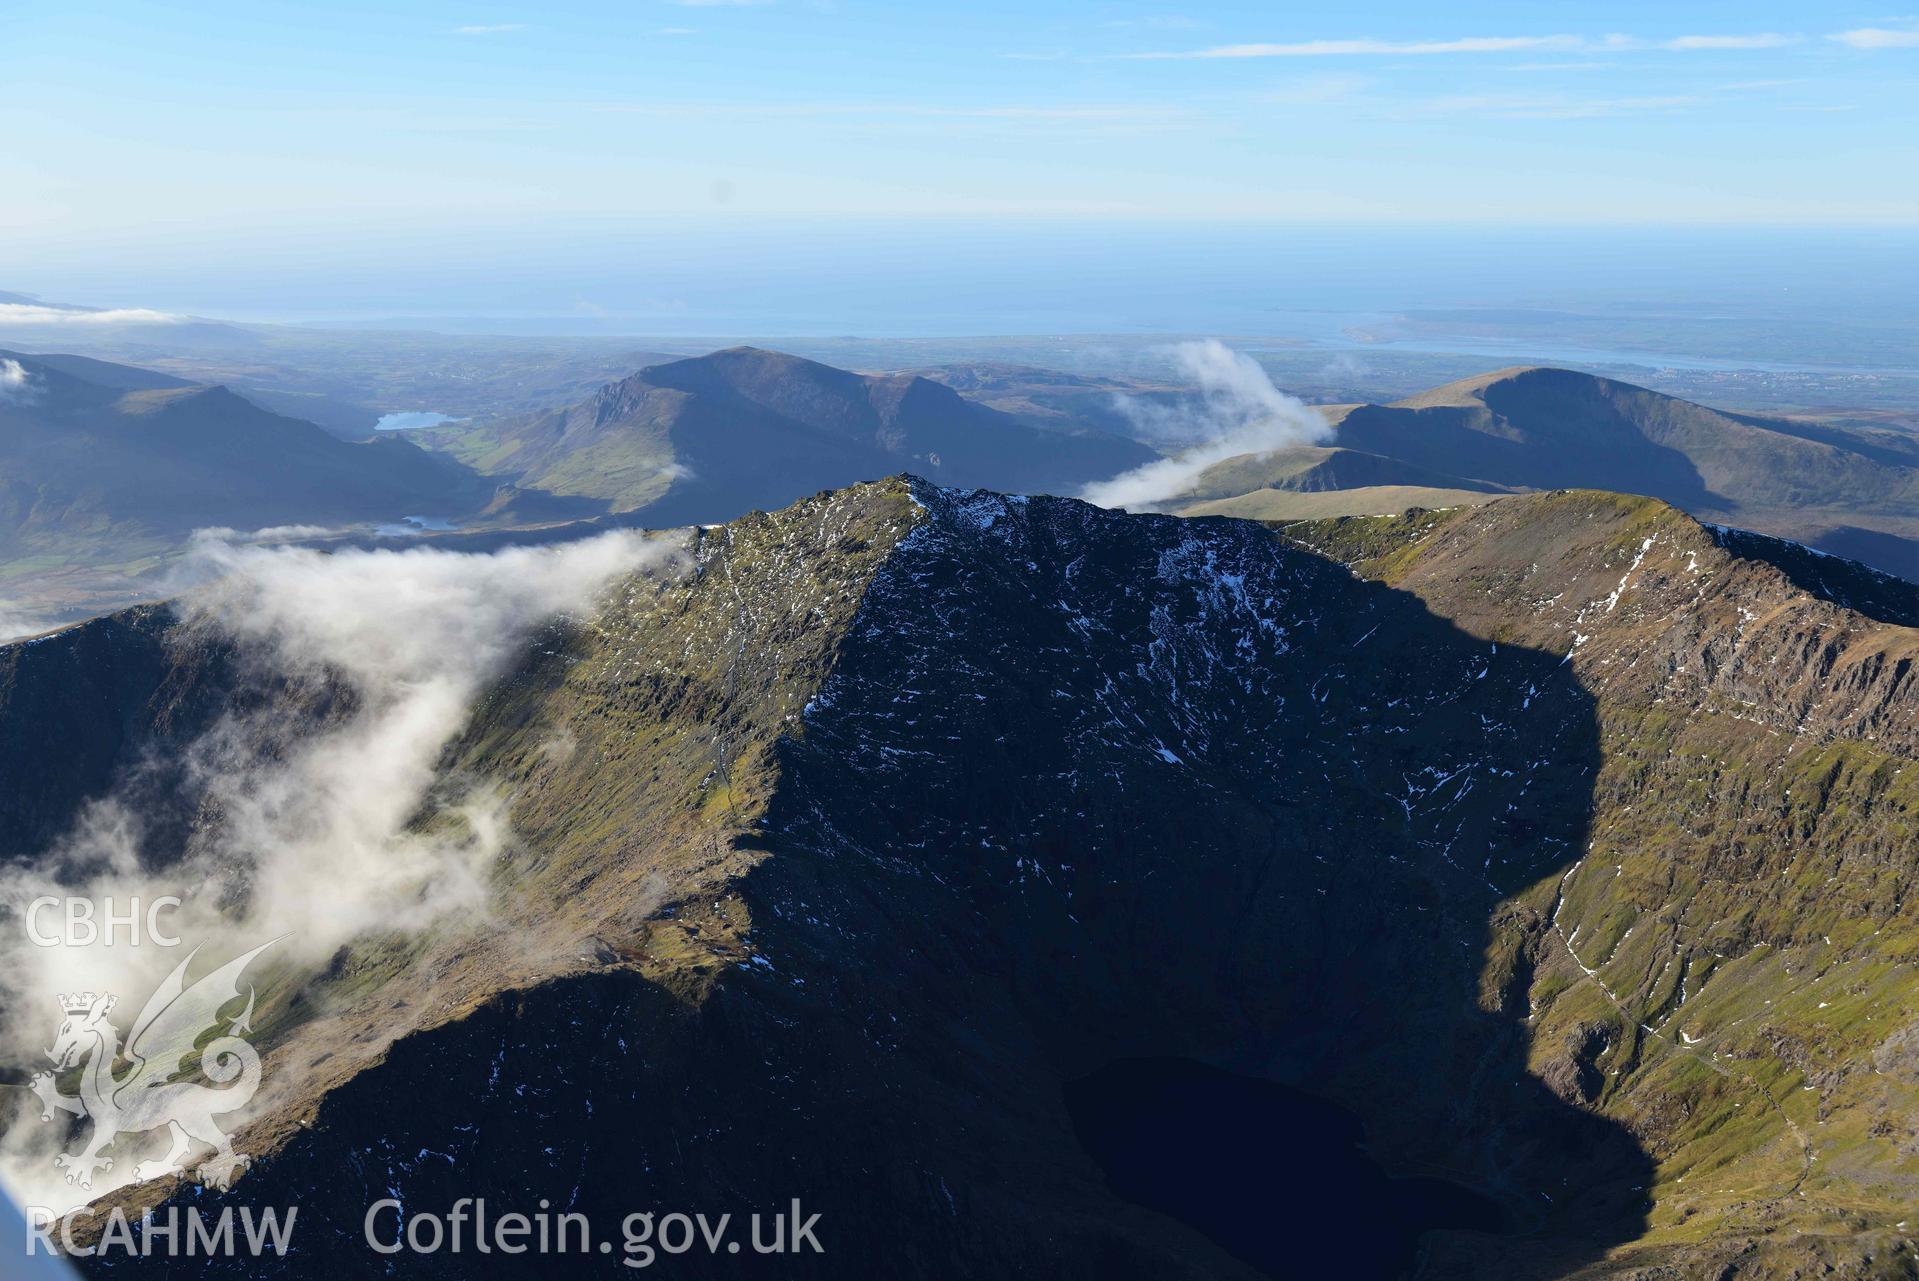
[1063,1057,1508,1279]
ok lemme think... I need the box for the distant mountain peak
[434,347,1154,522]
[1389,364,1590,409]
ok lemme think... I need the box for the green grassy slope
[1286,491,1919,1277]
[1175,483,1506,520]
[1184,367,1919,581]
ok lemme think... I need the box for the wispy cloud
[589,100,1181,124]
[1082,340,1329,511]
[667,0,774,6]
[0,303,185,326]
[1504,61,1620,72]
[1415,91,1702,119]
[916,105,1175,120]
[1101,14,1204,31]
[453,23,525,35]
[1666,33,1798,49]
[1127,35,1591,59]
[0,529,688,1210]
[0,357,41,403]
[1257,74,1374,106]
[1829,25,1919,48]
[1126,32,1802,59]
[1258,74,1796,123]
[0,597,53,644]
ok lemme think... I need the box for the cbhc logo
[25,897,183,947]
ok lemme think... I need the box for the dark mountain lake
[1064,1058,1507,1279]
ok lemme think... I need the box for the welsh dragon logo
[29,939,281,1193]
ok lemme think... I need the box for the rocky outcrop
[12,480,1919,1277]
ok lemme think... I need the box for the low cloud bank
[0,304,185,326]
[0,530,684,1207]
[1080,339,1332,510]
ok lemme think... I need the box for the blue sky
[2,2,1915,320]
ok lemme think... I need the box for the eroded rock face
[13,479,1919,1277]
[1289,492,1919,1278]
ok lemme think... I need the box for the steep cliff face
[11,480,1919,1277]
[1287,493,1919,1278]
[0,607,327,863]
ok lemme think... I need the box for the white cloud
[1128,35,1589,59]
[189,523,339,544]
[1257,74,1374,106]
[1102,14,1204,30]
[0,358,37,402]
[0,597,52,643]
[1127,31,1804,58]
[1666,33,1798,49]
[1829,25,1919,48]
[1081,340,1330,511]
[453,23,524,34]
[0,530,688,1208]
[1416,91,1703,119]
[1255,72,1786,121]
[916,105,1176,120]
[590,100,1180,124]
[0,304,185,326]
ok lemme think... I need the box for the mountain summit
[1169,366,1919,580]
[0,348,478,624]
[9,478,1919,1276]
[421,346,1155,521]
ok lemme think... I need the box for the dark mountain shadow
[719,490,1651,1277]
[1727,409,1919,470]
[1761,524,1919,596]
[1337,399,1723,512]
[0,351,496,548]
[0,607,234,864]
[1706,524,1919,625]
[1064,1057,1509,1279]
[0,605,372,896]
[1337,369,1727,511]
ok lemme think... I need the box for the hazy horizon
[9,0,1917,331]
[7,223,1917,357]
[12,2,1914,352]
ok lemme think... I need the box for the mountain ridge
[0,351,479,552]
[11,478,1919,1275]
[1171,365,1919,584]
[419,346,1157,520]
